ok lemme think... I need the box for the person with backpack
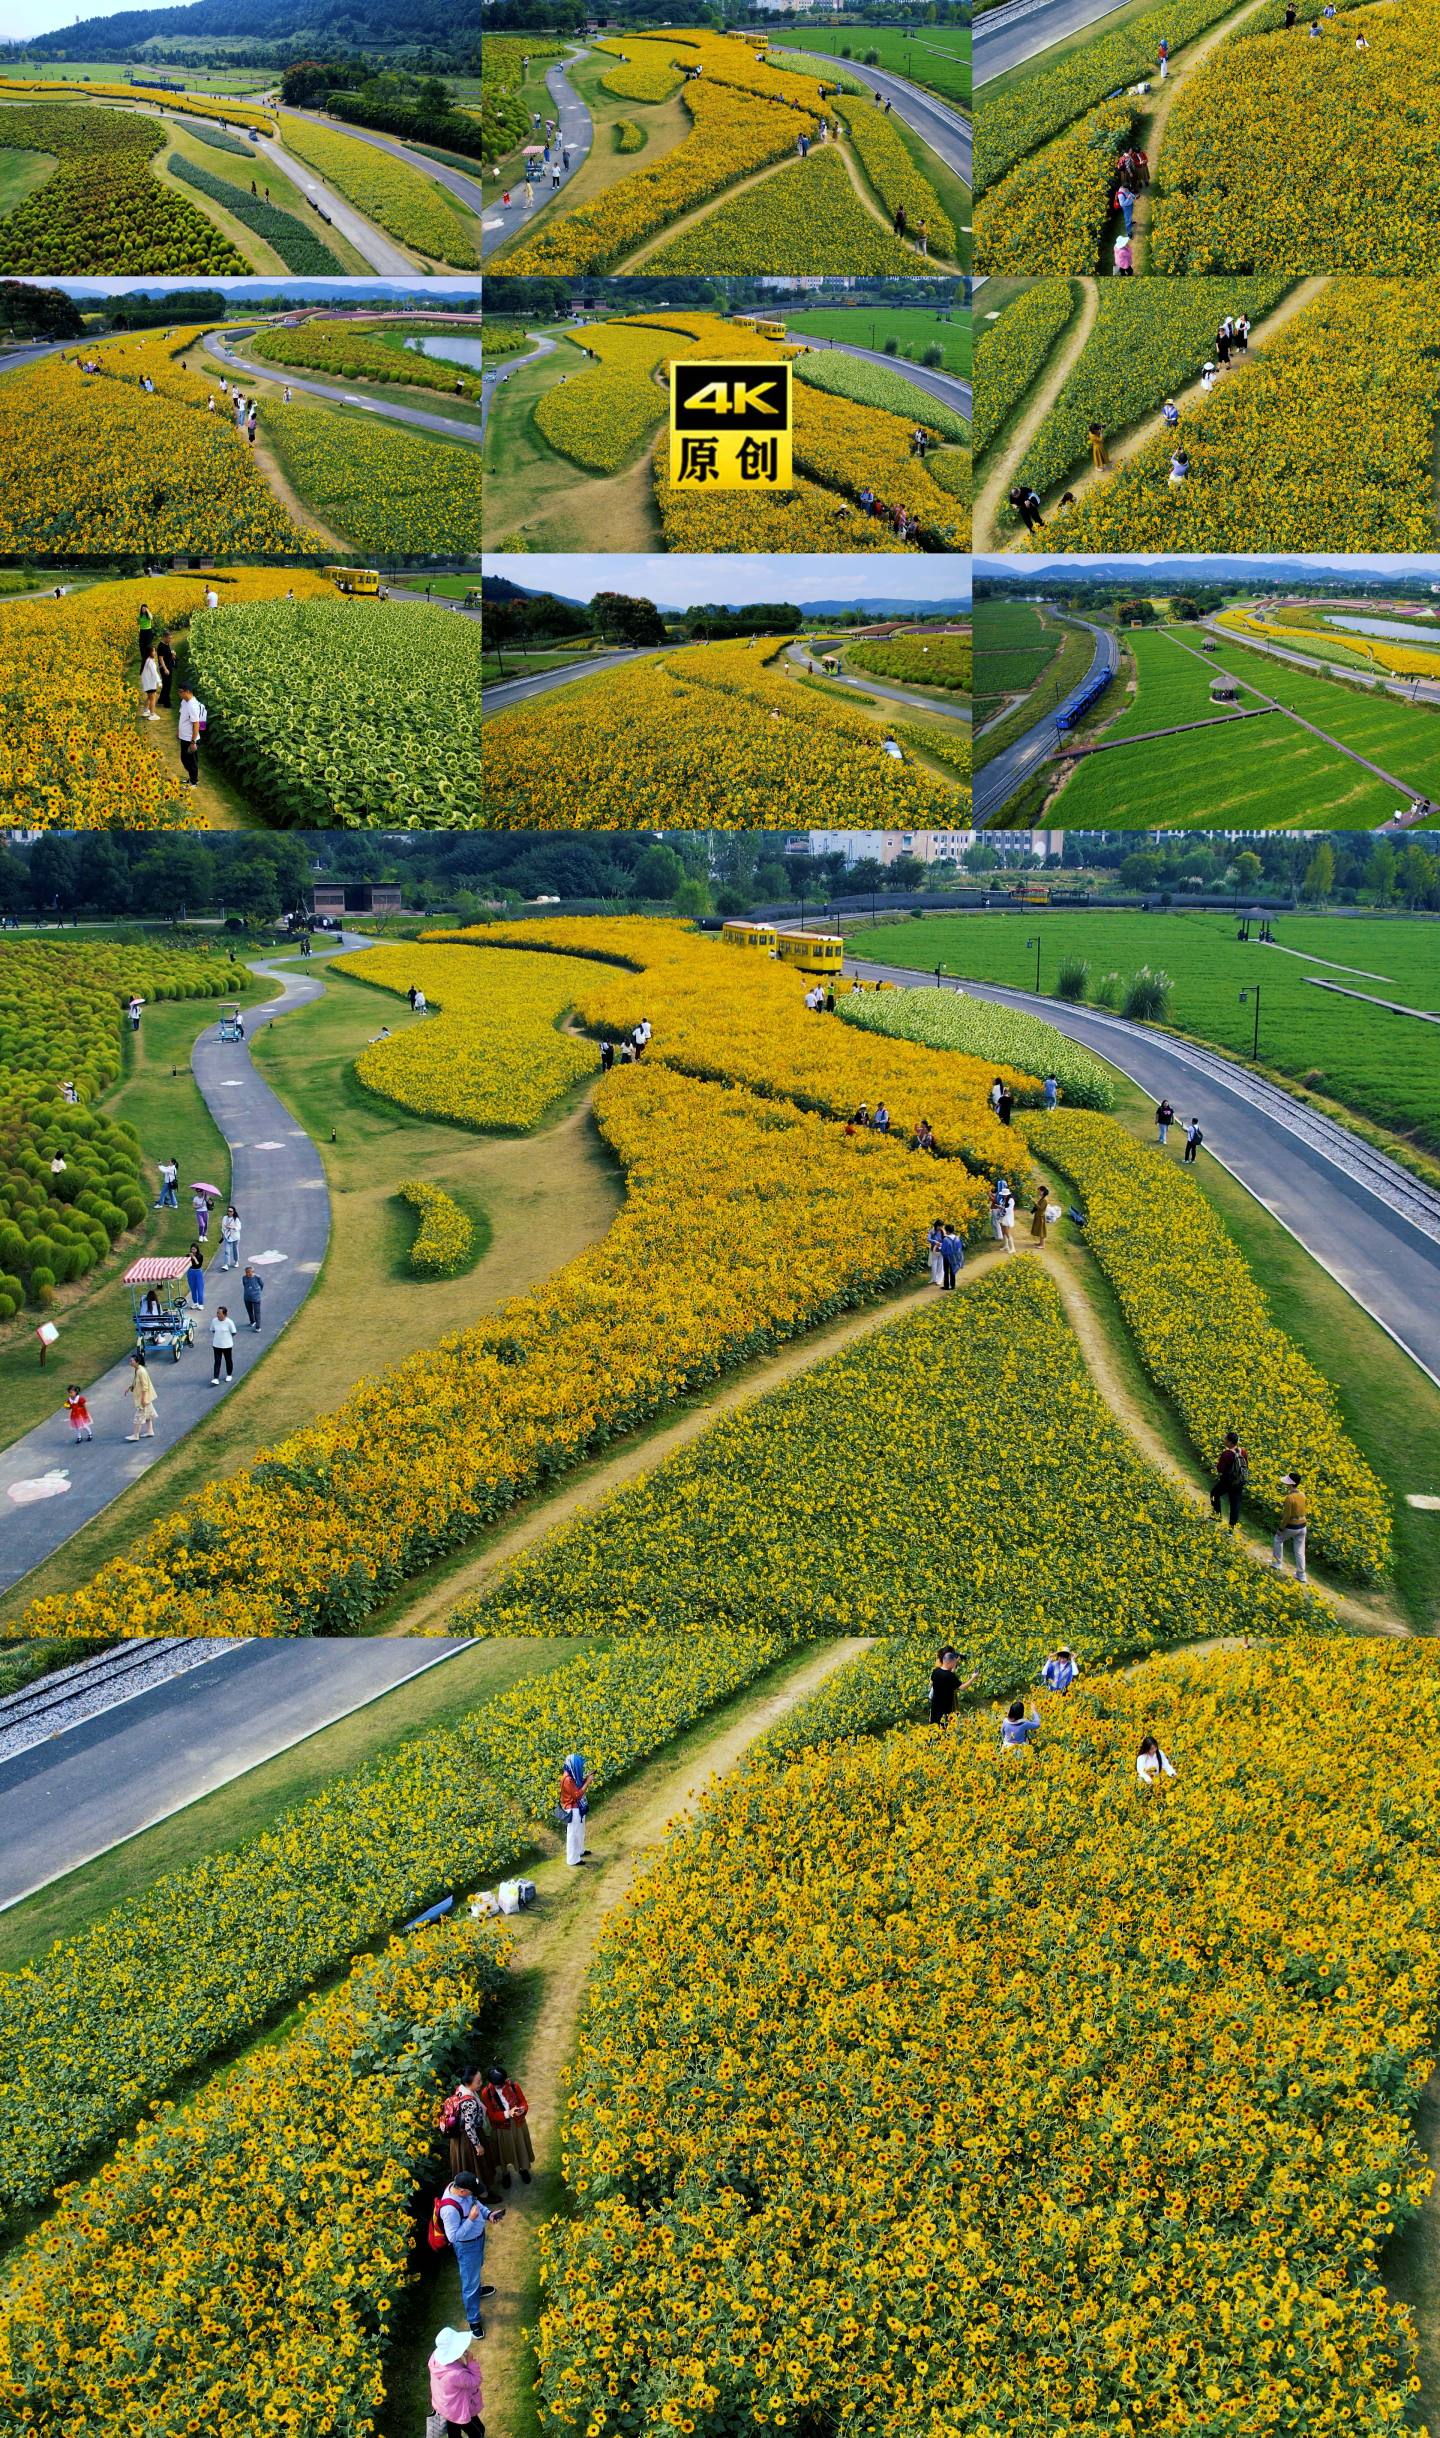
[1184,1117,1203,1163]
[1210,1430,1249,1528]
[1155,1099,1175,1146]
[1273,1473,1308,1581]
[438,2069,499,2192]
[428,2326,485,2438]
[479,2064,535,2187]
[559,1752,593,1866]
[939,1220,965,1290]
[431,2174,503,2337]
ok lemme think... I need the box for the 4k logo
[670,356,792,490]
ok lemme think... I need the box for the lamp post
[1239,982,1261,1063]
[1026,928,1042,993]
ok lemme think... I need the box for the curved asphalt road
[785,640,973,721]
[0,938,362,1600]
[249,127,417,274]
[795,330,971,420]
[973,614,1119,824]
[482,51,594,260]
[849,957,1440,1386]
[0,1639,478,1910]
[976,0,1124,82]
[480,330,557,444]
[204,328,482,445]
[483,644,671,715]
[845,61,971,187]
[284,104,487,220]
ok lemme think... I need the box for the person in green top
[137,602,154,665]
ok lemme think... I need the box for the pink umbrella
[522,142,544,155]
[190,1180,223,1196]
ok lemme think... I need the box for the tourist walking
[928,1219,947,1286]
[940,1220,965,1289]
[177,684,206,788]
[1210,1429,1249,1526]
[1008,485,1045,532]
[1114,232,1134,275]
[1273,1472,1308,1580]
[192,1186,211,1239]
[480,2066,535,2187]
[428,2328,485,2438]
[125,1353,158,1441]
[1113,182,1134,237]
[1136,1734,1177,1787]
[1029,1185,1053,1247]
[65,1385,93,1443]
[1043,1073,1059,1110]
[440,2068,500,2194]
[998,1181,1017,1253]
[154,630,175,709]
[1184,1117,1203,1163]
[1155,1098,1175,1145]
[139,649,162,720]
[209,1305,236,1385]
[241,1265,264,1330]
[435,2176,502,2337]
[989,1179,1008,1243]
[1041,1647,1078,1694]
[219,1203,241,1270]
[186,1243,206,1309]
[997,1085,1013,1126]
[559,1752,593,1865]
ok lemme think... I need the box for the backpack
[1233,1446,1250,1489]
[437,2089,467,2137]
[427,2189,459,2253]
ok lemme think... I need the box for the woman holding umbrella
[191,1182,220,1241]
[558,1753,593,1866]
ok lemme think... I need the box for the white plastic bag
[497,1879,523,1916]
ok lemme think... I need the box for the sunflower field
[1039,282,1440,551]
[276,111,480,268]
[397,1176,475,1276]
[0,1630,786,2231]
[600,54,685,100]
[10,1058,952,1642]
[480,637,972,825]
[644,145,928,275]
[839,979,1115,1107]
[539,1635,1440,2437]
[0,74,274,131]
[0,571,333,829]
[466,1264,1320,1650]
[793,344,971,441]
[1034,1110,1391,1576]
[333,941,596,1129]
[249,314,483,400]
[833,93,956,256]
[0,331,313,556]
[972,277,1074,456]
[260,399,483,555]
[181,597,483,827]
[843,631,972,688]
[973,101,1137,274]
[0,101,247,274]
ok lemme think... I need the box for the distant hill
[13,0,479,55]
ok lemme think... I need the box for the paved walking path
[0,1638,475,1909]
[482,644,671,715]
[250,128,417,273]
[482,52,594,258]
[204,328,483,444]
[283,105,487,218]
[0,940,361,1600]
[480,331,557,444]
[784,641,973,720]
[850,956,1440,1384]
[847,60,971,185]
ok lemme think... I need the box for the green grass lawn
[0,987,252,1452]
[974,596,1066,717]
[1103,627,1265,738]
[975,614,1092,769]
[154,123,371,272]
[481,338,662,553]
[1192,634,1440,797]
[774,23,971,109]
[4,964,622,1619]
[0,144,55,219]
[849,909,1440,1148]
[786,302,970,376]
[1049,711,1397,832]
[0,1636,586,1973]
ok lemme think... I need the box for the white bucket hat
[435,2328,474,2366]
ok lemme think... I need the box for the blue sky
[483,555,971,610]
[974,555,1440,579]
[2,2,187,36]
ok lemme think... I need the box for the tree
[674,875,712,920]
[1229,849,1263,897]
[1301,841,1335,905]
[1366,840,1396,905]
[0,279,82,340]
[633,844,684,900]
[590,590,665,647]
[26,834,81,916]
[225,863,283,926]
[1171,595,1202,622]
[1399,842,1440,909]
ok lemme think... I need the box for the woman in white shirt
[1136,1735,1177,1788]
[139,653,161,720]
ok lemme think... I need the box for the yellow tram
[774,929,845,979]
[721,920,779,952]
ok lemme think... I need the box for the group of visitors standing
[429,2063,534,2431]
[929,1644,1177,1784]
[136,600,207,786]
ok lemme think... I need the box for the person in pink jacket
[429,2326,485,2436]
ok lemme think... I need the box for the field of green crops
[853,909,1440,1145]
[1051,715,1397,832]
[1104,628,1266,737]
[770,23,970,108]
[261,401,483,556]
[183,599,482,827]
[793,346,970,440]
[973,596,1062,717]
[785,305,970,376]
